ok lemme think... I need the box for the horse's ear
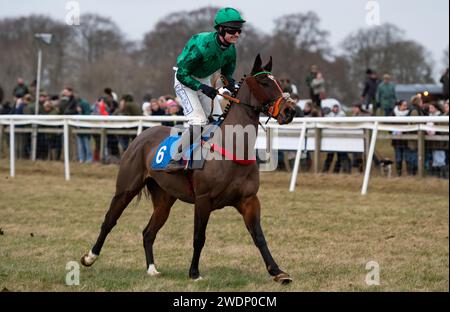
[251,54,263,75]
[263,56,273,72]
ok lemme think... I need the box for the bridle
[245,71,287,119]
[219,71,289,121]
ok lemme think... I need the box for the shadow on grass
[79,264,270,291]
[165,266,264,289]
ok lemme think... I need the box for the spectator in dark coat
[43,100,60,160]
[376,74,397,116]
[12,78,29,99]
[14,94,32,158]
[117,94,141,116]
[391,100,410,176]
[116,94,141,152]
[322,105,351,174]
[15,94,32,114]
[76,98,93,163]
[0,101,13,114]
[104,87,119,114]
[310,72,326,108]
[361,69,380,115]
[59,87,79,115]
[426,102,448,178]
[24,92,47,115]
[411,94,430,174]
[305,65,318,102]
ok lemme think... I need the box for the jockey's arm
[176,45,204,91]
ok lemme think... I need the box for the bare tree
[140,7,218,95]
[0,15,72,97]
[64,14,127,100]
[140,6,267,95]
[75,14,124,64]
[273,11,330,54]
[341,24,434,86]
[1,10,438,110]
[266,11,332,99]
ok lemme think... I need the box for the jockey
[167,7,246,170]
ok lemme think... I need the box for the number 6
[156,146,167,164]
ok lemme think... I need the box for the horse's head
[244,54,296,125]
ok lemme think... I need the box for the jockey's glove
[199,84,218,100]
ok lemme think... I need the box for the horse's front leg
[189,193,212,280]
[237,195,292,284]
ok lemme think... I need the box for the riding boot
[166,125,202,171]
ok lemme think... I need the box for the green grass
[0,160,448,291]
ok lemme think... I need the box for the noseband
[245,71,287,119]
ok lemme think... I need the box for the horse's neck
[218,82,260,149]
[221,82,259,129]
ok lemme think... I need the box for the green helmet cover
[214,8,246,28]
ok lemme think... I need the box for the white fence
[0,115,448,195]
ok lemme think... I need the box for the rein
[204,71,286,166]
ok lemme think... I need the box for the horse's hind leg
[143,179,176,276]
[81,185,143,267]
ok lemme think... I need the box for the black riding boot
[165,125,202,171]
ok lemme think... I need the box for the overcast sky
[1,0,449,77]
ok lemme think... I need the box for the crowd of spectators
[0,79,185,163]
[283,65,449,178]
[0,67,448,178]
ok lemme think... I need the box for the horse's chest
[223,170,259,199]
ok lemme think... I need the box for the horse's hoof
[80,254,92,267]
[274,272,292,285]
[193,276,203,282]
[147,264,161,277]
[147,271,161,277]
[80,250,97,267]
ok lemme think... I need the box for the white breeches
[174,71,223,126]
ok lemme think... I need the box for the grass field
[0,160,448,292]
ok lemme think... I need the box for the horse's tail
[135,177,153,205]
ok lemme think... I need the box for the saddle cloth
[150,124,218,171]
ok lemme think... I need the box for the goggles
[223,27,242,35]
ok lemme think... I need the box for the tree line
[0,6,446,106]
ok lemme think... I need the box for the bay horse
[81,54,296,284]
